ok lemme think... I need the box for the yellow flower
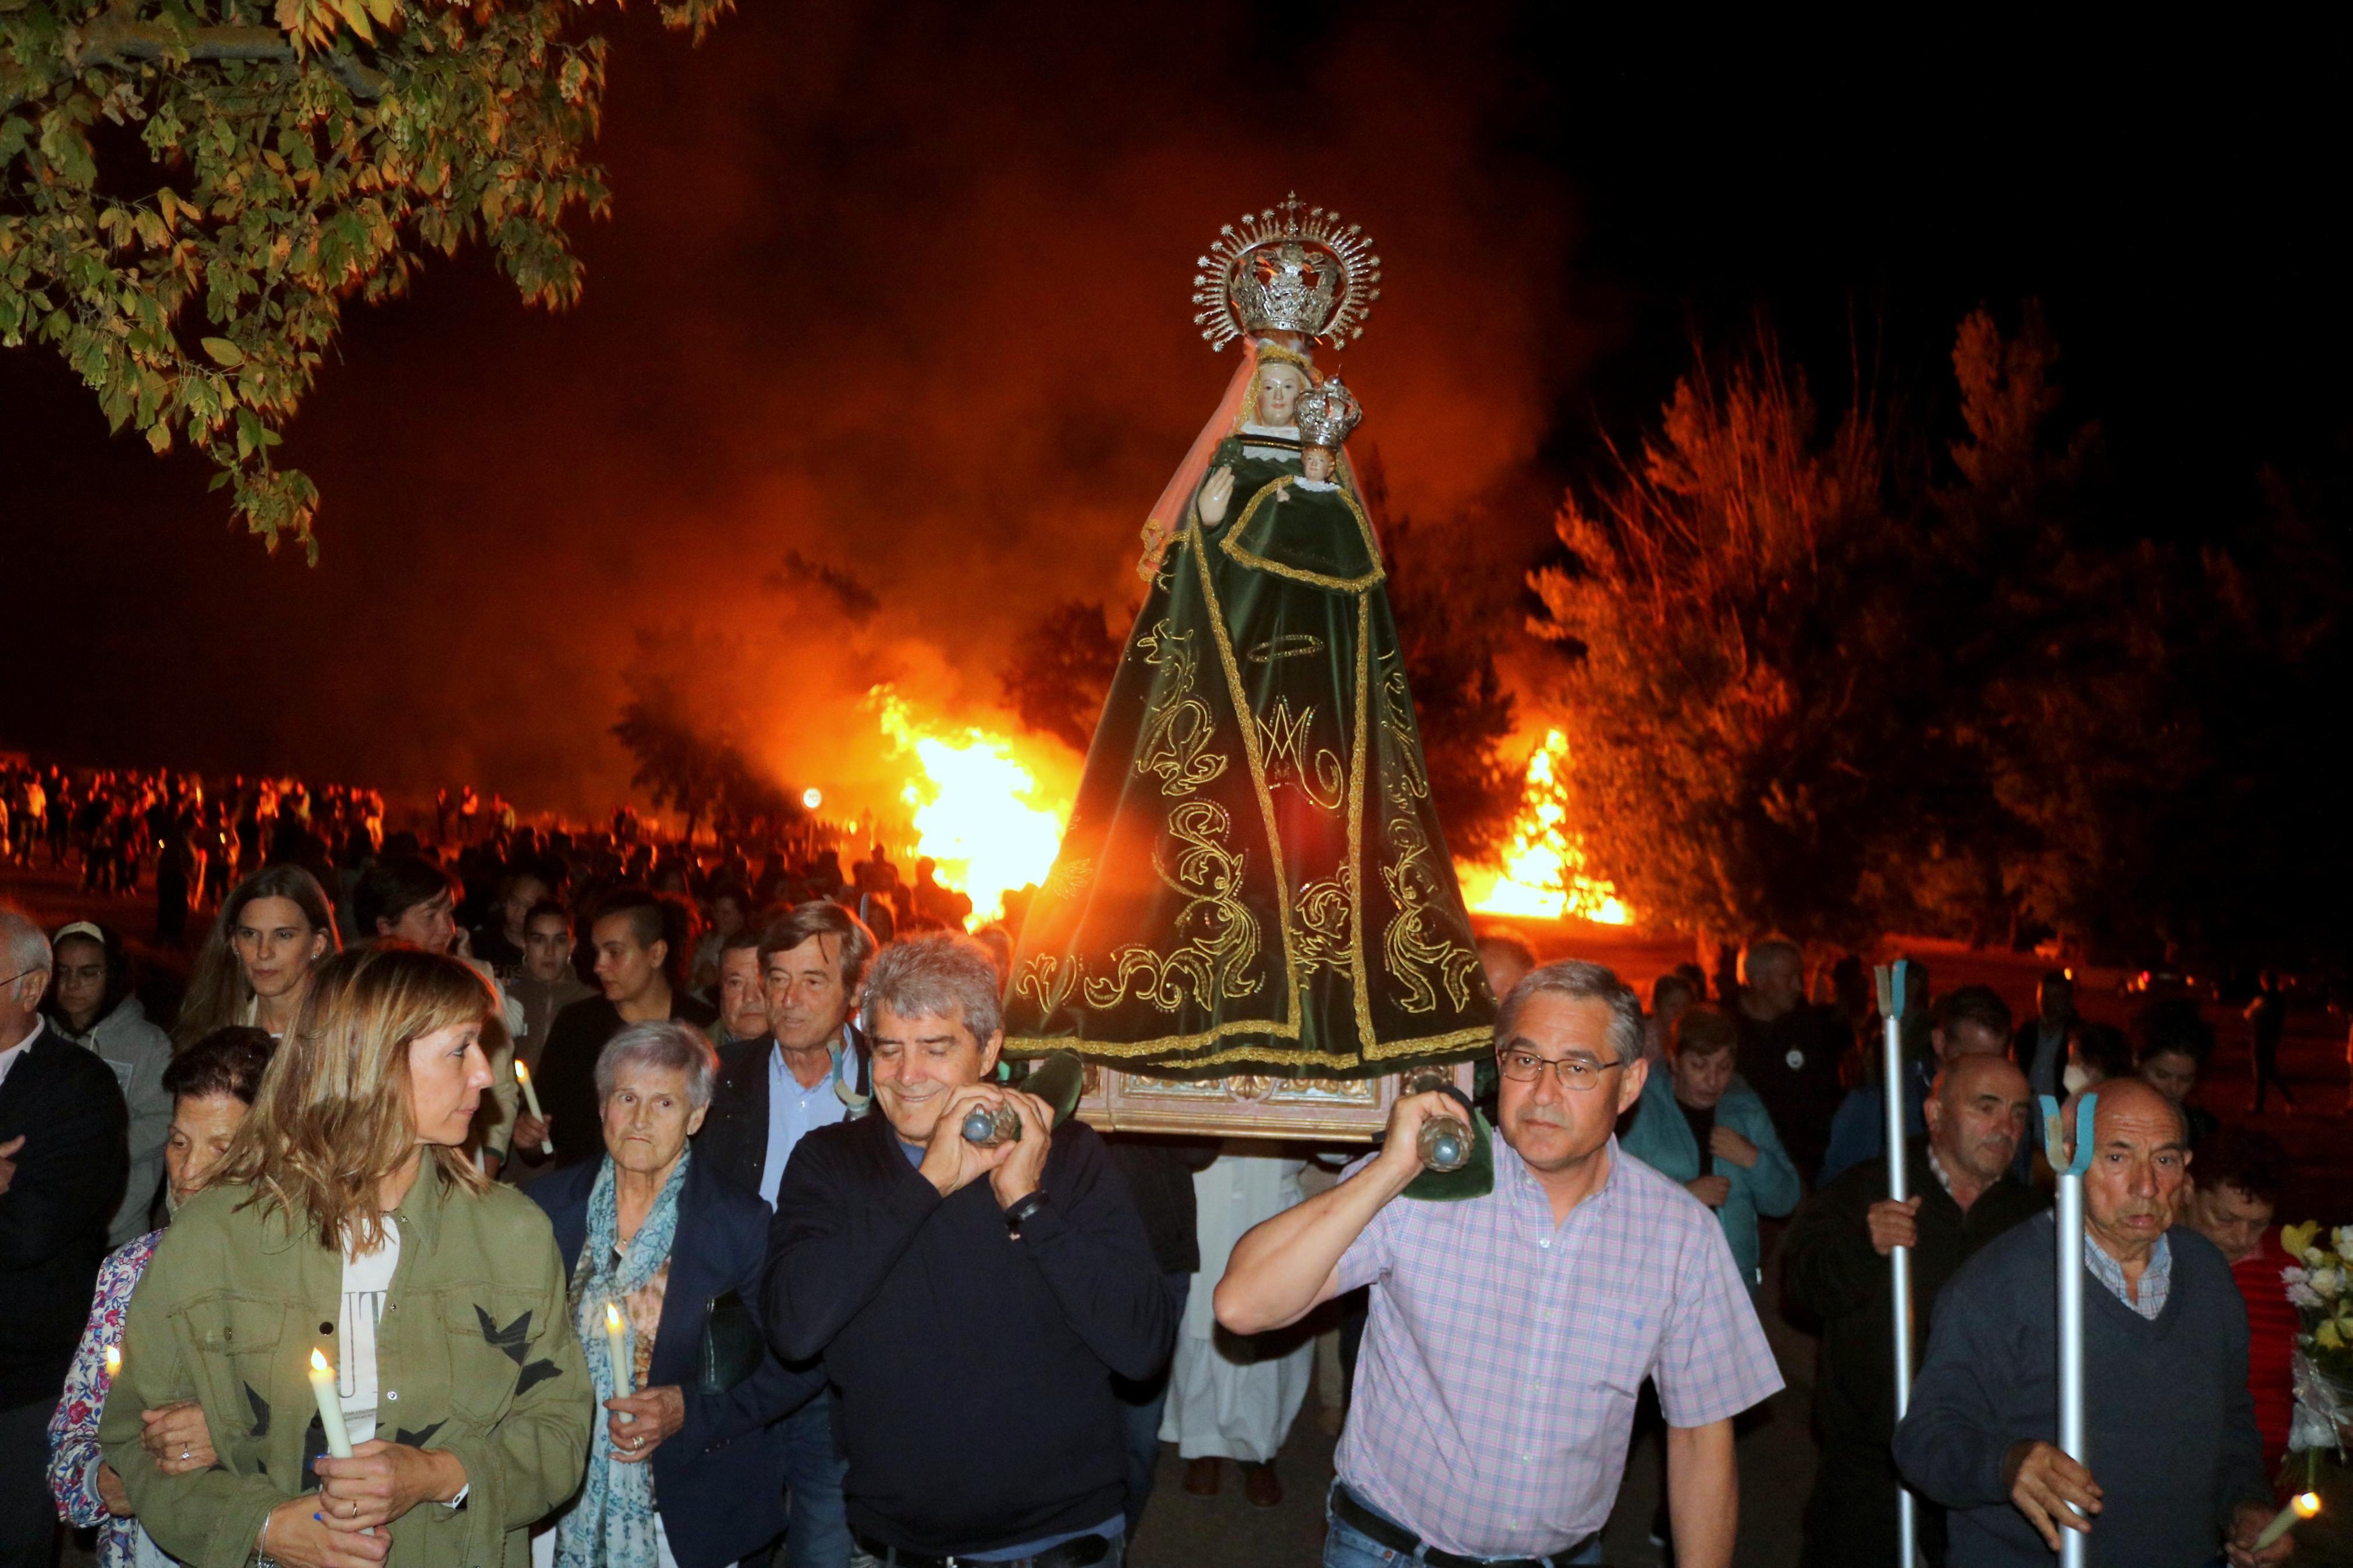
[2285,1222,2323,1258]
[2322,1321,2344,1351]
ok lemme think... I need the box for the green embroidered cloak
[1005,435,1493,1076]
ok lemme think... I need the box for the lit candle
[102,1345,121,1383]
[306,1348,353,1459]
[514,1062,554,1155]
[603,1302,632,1399]
[2253,1491,2322,1551]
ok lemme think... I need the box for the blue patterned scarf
[556,1152,688,1568]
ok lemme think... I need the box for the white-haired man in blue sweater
[1894,1078,2281,1567]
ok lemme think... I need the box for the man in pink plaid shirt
[1218,959,1782,1568]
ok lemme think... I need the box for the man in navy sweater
[1893,1079,2283,1567]
[762,933,1173,1567]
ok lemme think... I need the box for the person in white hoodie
[41,922,172,1249]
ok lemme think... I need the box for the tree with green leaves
[0,0,730,559]
[1528,326,1937,944]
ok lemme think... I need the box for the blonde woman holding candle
[100,945,592,1568]
[46,1026,274,1568]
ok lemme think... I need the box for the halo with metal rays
[1190,193,1382,352]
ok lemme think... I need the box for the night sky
[3,6,2343,819]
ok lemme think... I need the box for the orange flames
[868,687,1068,925]
[847,695,1621,935]
[1456,730,1631,925]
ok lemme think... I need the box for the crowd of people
[0,804,2340,1568]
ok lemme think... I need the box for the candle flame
[513,1061,531,1085]
[104,1345,121,1376]
[2297,1492,2322,1520]
[310,1347,331,1373]
[604,1301,623,1332]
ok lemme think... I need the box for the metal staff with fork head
[2040,1089,2097,1568]
[1875,961,1922,1568]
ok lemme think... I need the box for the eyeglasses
[1,968,46,991]
[1495,1048,1625,1091]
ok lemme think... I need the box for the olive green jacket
[100,1161,591,1568]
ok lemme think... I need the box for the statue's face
[1255,363,1307,426]
[1301,447,1335,482]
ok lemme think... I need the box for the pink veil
[1134,341,1287,580]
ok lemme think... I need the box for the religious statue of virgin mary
[1004,197,1493,1077]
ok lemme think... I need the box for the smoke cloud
[1,2,1585,825]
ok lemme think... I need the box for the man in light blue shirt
[698,901,877,1568]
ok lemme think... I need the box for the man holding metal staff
[1893,1079,2283,1566]
[1784,1053,2046,1565]
[1216,960,1782,1568]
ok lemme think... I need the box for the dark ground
[11,865,2350,1566]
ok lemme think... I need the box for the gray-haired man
[1,905,128,1568]
[761,933,1173,1567]
[1215,959,1781,1568]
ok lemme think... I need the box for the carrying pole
[2041,1090,2096,1568]
[1874,962,1919,1568]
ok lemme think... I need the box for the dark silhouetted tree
[1384,519,1518,862]
[612,625,801,845]
[1001,600,1121,753]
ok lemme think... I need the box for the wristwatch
[1002,1189,1050,1232]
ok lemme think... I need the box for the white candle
[2255,1491,2322,1551]
[603,1301,632,1399]
[514,1062,554,1155]
[307,1348,353,1459]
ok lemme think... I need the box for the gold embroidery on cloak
[1218,479,1388,593]
[1132,621,1226,797]
[1380,815,1481,1016]
[1255,695,1344,813]
[1084,799,1262,1012]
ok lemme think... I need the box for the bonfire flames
[839,696,1623,936]
[868,687,1066,925]
[1457,730,1631,926]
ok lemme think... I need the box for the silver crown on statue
[1191,193,1382,352]
[1295,376,1362,450]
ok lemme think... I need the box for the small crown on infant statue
[1295,377,1362,451]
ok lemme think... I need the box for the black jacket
[695,1030,869,1203]
[762,1111,1173,1555]
[530,1155,824,1568]
[1785,1141,2048,1453]
[1782,1142,2046,1566]
[0,1023,129,1408]
[1102,1135,1220,1277]
[535,992,719,1168]
[1734,1001,1852,1181]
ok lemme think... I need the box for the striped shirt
[1333,1135,1784,1558]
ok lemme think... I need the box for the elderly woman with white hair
[528,1021,822,1568]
